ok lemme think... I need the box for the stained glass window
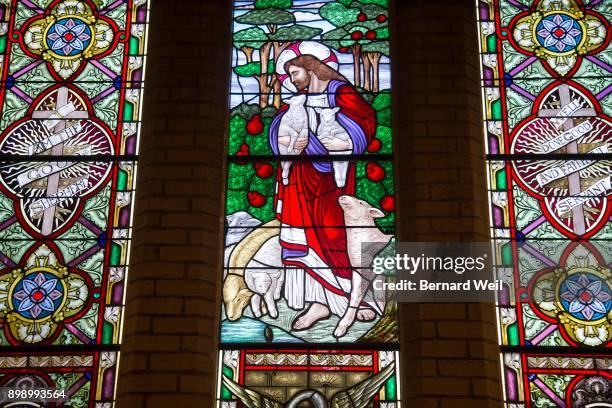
[219,1,399,407]
[476,0,611,406]
[0,0,148,405]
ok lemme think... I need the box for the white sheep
[243,236,284,319]
[334,195,393,338]
[278,95,308,185]
[315,107,351,188]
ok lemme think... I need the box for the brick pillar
[393,1,503,406]
[115,0,231,407]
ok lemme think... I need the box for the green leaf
[377,107,391,128]
[255,0,292,8]
[234,27,268,49]
[234,60,275,77]
[375,125,392,155]
[227,190,249,215]
[372,91,391,110]
[229,115,247,154]
[321,27,352,49]
[320,2,360,27]
[355,1,388,14]
[228,163,254,190]
[231,103,261,120]
[236,9,295,25]
[246,118,274,155]
[269,25,322,41]
[363,40,389,54]
[353,0,388,7]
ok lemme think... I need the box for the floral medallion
[530,243,612,347]
[22,0,118,80]
[0,244,91,344]
[511,0,609,76]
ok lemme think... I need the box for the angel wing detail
[330,361,396,408]
[221,361,396,408]
[222,375,283,408]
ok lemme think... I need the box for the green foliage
[363,40,389,55]
[234,60,275,77]
[377,108,391,127]
[236,9,295,25]
[226,161,276,223]
[358,2,387,15]
[355,160,395,231]
[376,125,393,154]
[261,106,278,118]
[246,117,274,155]
[228,163,255,191]
[229,115,247,154]
[368,0,389,6]
[269,25,322,41]
[251,169,276,195]
[229,104,275,156]
[320,2,360,27]
[226,189,250,215]
[234,27,268,49]
[231,103,260,120]
[372,91,391,110]
[255,0,292,9]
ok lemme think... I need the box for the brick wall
[117,0,503,407]
[393,0,502,406]
[115,0,231,406]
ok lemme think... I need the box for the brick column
[115,0,231,407]
[392,1,503,406]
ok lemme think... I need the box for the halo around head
[276,41,339,93]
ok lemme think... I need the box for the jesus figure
[269,53,379,336]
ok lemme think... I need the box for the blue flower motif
[560,273,611,321]
[12,272,64,320]
[45,18,92,57]
[536,13,583,53]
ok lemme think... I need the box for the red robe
[272,83,376,293]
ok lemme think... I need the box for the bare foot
[356,308,376,321]
[334,306,357,338]
[292,303,330,331]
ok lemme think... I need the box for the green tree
[363,40,388,92]
[320,0,388,91]
[234,1,321,108]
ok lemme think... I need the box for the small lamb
[278,95,308,185]
[243,236,284,319]
[316,107,351,188]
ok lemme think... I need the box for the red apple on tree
[380,195,394,212]
[366,30,377,40]
[351,31,363,40]
[254,162,273,178]
[367,139,382,153]
[235,143,249,156]
[366,162,385,182]
[246,114,264,135]
[247,191,266,207]
[376,14,387,23]
[357,12,367,22]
